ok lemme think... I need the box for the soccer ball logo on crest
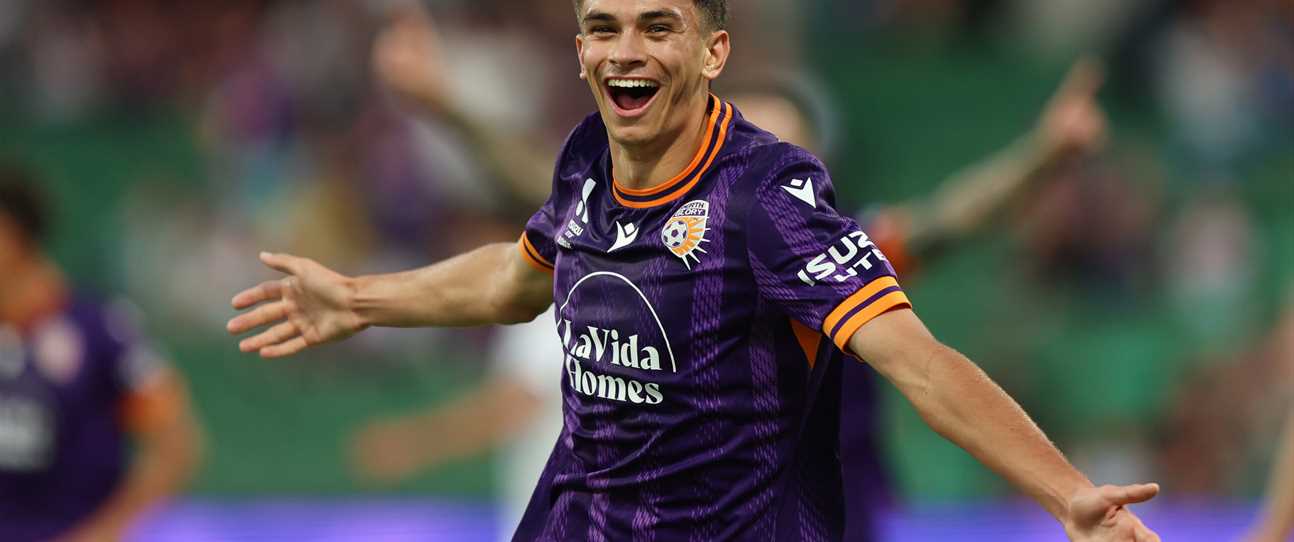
[661,200,710,269]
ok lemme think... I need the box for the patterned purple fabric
[0,295,165,541]
[513,97,910,541]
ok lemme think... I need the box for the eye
[588,25,616,37]
[647,24,671,34]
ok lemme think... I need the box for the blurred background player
[351,5,1108,540]
[0,165,203,542]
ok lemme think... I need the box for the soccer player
[361,6,1113,538]
[0,166,204,542]
[229,1,1160,539]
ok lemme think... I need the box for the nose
[607,32,647,72]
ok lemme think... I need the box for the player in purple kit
[0,167,203,541]
[228,1,1161,539]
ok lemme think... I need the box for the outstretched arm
[1247,409,1294,542]
[227,242,553,358]
[898,58,1106,257]
[848,309,1159,541]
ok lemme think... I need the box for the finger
[260,336,309,359]
[1056,55,1105,99]
[1103,482,1160,506]
[231,280,282,310]
[239,321,298,353]
[227,300,288,335]
[260,252,303,277]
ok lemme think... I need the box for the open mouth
[606,78,660,115]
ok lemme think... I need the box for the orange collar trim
[612,96,733,209]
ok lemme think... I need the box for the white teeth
[607,79,659,89]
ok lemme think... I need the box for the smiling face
[575,0,729,148]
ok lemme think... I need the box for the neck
[611,94,711,191]
[0,255,68,332]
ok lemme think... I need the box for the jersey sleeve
[103,300,169,393]
[520,199,558,274]
[518,123,593,275]
[746,152,912,352]
[102,301,182,431]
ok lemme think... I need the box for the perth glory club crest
[661,200,710,269]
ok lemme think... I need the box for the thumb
[1055,55,1105,100]
[1102,483,1160,506]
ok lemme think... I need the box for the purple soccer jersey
[0,295,166,541]
[512,96,911,541]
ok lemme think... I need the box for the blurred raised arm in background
[373,4,555,211]
[859,57,1107,265]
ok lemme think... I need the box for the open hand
[373,4,450,114]
[1037,56,1107,160]
[1064,483,1161,541]
[227,252,367,358]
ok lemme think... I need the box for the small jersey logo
[661,200,710,269]
[560,178,599,249]
[608,221,639,253]
[783,178,817,208]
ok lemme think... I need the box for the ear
[701,30,730,82]
[575,34,588,80]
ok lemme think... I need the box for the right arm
[227,242,553,358]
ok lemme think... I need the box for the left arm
[60,370,204,542]
[848,309,1159,541]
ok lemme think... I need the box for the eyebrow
[639,10,683,24]
[581,11,615,25]
[581,9,685,26]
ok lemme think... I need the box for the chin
[604,120,658,146]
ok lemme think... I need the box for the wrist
[345,275,374,330]
[1054,476,1096,525]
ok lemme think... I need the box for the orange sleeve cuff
[830,291,911,351]
[119,372,186,433]
[822,276,912,350]
[518,232,555,274]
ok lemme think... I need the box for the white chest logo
[783,178,817,208]
[608,221,638,253]
[661,200,710,269]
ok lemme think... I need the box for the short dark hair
[573,0,728,31]
[0,164,50,244]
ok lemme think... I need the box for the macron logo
[783,178,816,208]
[608,222,639,253]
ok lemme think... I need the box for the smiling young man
[228,1,1161,540]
